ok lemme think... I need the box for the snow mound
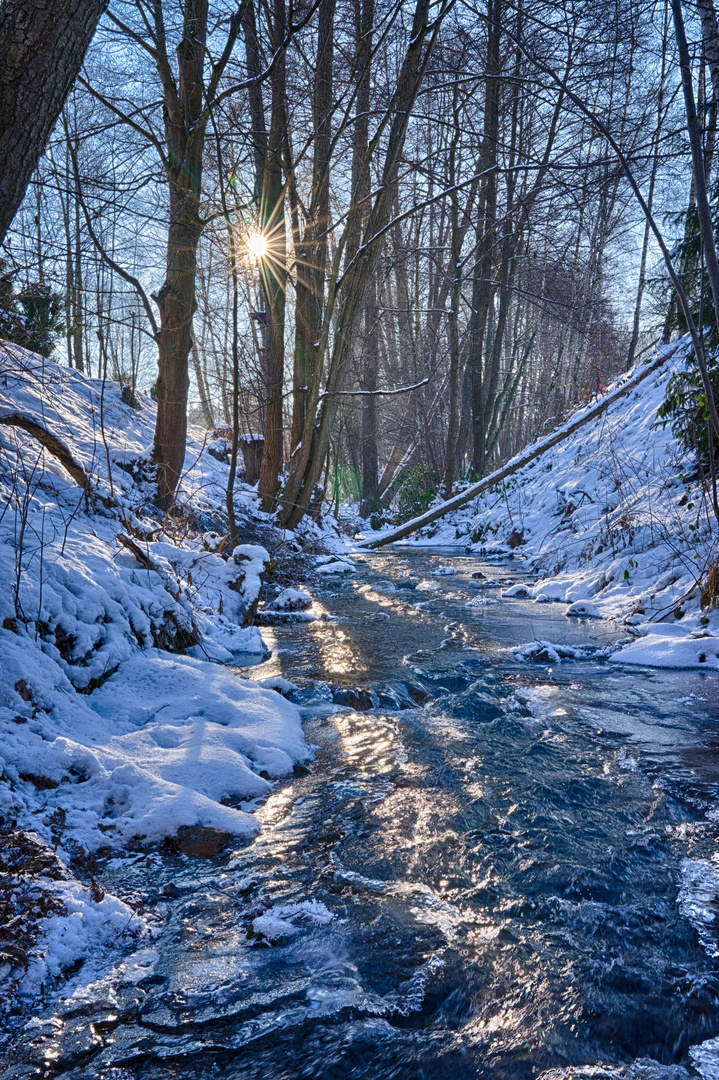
[566,600,601,618]
[315,558,356,574]
[512,640,612,664]
[269,587,313,610]
[501,583,533,598]
[433,565,458,576]
[615,627,719,670]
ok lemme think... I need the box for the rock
[331,686,376,711]
[19,772,59,790]
[506,529,524,548]
[537,1060,689,1079]
[175,825,233,856]
[269,587,312,611]
[566,599,601,618]
[501,583,532,598]
[471,570,485,579]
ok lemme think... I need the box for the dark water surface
[11,550,719,1079]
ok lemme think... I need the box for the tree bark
[360,285,380,516]
[0,0,105,244]
[257,0,289,511]
[469,0,501,475]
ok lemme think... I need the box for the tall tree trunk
[290,0,338,459]
[258,0,289,511]
[697,0,719,102]
[443,90,463,499]
[360,285,380,516]
[469,0,501,475]
[0,0,105,243]
[191,338,214,427]
[155,185,202,504]
[150,0,243,507]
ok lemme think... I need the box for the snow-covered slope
[393,342,719,670]
[0,344,313,1000]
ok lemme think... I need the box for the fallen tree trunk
[0,412,91,495]
[357,344,680,549]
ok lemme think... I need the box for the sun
[247,232,268,261]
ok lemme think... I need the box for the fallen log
[0,412,91,494]
[357,343,681,550]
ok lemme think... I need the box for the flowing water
[8,550,719,1079]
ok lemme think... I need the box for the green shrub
[394,464,439,524]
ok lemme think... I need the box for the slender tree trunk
[697,0,719,103]
[257,0,288,511]
[191,338,214,428]
[469,0,501,475]
[291,0,338,458]
[443,87,462,499]
[72,151,84,373]
[360,285,380,515]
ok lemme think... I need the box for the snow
[512,640,613,663]
[268,587,313,611]
[565,600,602,618]
[19,879,157,997]
[315,557,356,574]
[615,626,719,670]
[501,583,533,598]
[0,343,313,999]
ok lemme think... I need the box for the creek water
[10,549,719,1079]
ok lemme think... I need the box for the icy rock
[252,913,300,941]
[175,825,233,856]
[501,583,533,598]
[566,600,601,618]
[536,1061,689,1079]
[534,593,550,603]
[269,587,312,611]
[258,676,299,696]
[331,686,377,711]
[315,559,356,574]
[433,566,458,576]
[691,1036,719,1080]
[513,640,612,663]
[252,900,334,943]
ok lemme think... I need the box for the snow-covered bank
[0,344,315,1004]
[367,342,719,670]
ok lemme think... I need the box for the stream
[8,549,719,1079]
